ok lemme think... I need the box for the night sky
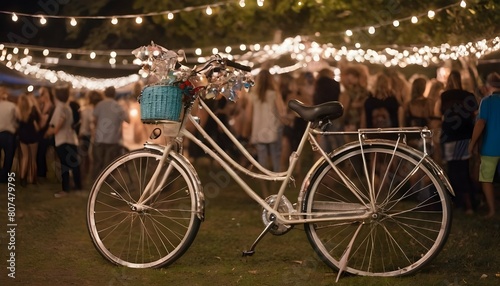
[0,1,81,49]
[0,1,140,78]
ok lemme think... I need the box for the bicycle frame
[135,96,446,226]
[88,46,454,277]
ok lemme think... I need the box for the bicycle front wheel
[87,148,202,268]
[303,141,452,277]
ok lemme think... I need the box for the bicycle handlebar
[224,58,252,72]
[192,55,252,75]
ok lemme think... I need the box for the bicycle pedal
[242,250,255,257]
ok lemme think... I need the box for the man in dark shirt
[313,68,342,153]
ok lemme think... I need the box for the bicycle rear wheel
[303,141,452,277]
[87,148,202,268]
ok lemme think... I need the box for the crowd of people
[0,84,130,198]
[194,66,499,219]
[0,67,499,218]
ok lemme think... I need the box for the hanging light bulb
[111,17,118,25]
[411,16,418,24]
[428,10,435,19]
[206,6,213,15]
[195,48,202,55]
[70,17,77,26]
[167,13,174,20]
[368,26,376,34]
[460,1,466,8]
[12,13,18,22]
[257,0,264,7]
[393,20,400,27]
[90,52,96,59]
[110,51,117,58]
[239,0,246,7]
[135,17,142,24]
[66,52,72,59]
[40,16,47,25]
[43,49,49,56]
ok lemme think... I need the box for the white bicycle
[87,45,453,281]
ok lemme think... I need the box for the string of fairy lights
[0,0,246,27]
[0,0,498,90]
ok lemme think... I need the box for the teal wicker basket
[139,85,183,122]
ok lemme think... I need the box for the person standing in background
[79,90,103,183]
[469,72,500,218]
[387,69,411,106]
[404,77,430,128]
[339,66,369,135]
[279,73,297,171]
[0,87,18,183]
[281,71,314,177]
[246,70,286,172]
[313,68,343,153]
[427,79,445,165]
[361,73,403,129]
[245,70,286,195]
[16,93,41,186]
[92,86,130,179]
[45,85,81,197]
[436,70,478,214]
[36,86,56,179]
[403,77,432,152]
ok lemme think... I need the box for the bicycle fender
[144,144,206,220]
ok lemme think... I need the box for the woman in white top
[244,70,287,198]
[46,85,81,197]
[246,70,287,171]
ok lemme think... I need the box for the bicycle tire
[303,141,452,277]
[87,148,203,268]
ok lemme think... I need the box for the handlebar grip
[224,59,252,72]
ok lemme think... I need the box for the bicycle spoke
[99,213,136,242]
[138,215,163,262]
[379,223,412,265]
[304,143,451,277]
[149,215,186,241]
[108,171,135,203]
[88,150,201,268]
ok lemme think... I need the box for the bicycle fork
[134,142,175,209]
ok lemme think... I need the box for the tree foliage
[60,0,498,51]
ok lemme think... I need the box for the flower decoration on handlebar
[132,42,253,103]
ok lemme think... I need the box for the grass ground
[0,158,499,286]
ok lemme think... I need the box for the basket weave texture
[140,85,183,121]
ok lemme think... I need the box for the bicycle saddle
[288,99,344,123]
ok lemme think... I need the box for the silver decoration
[133,43,253,102]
